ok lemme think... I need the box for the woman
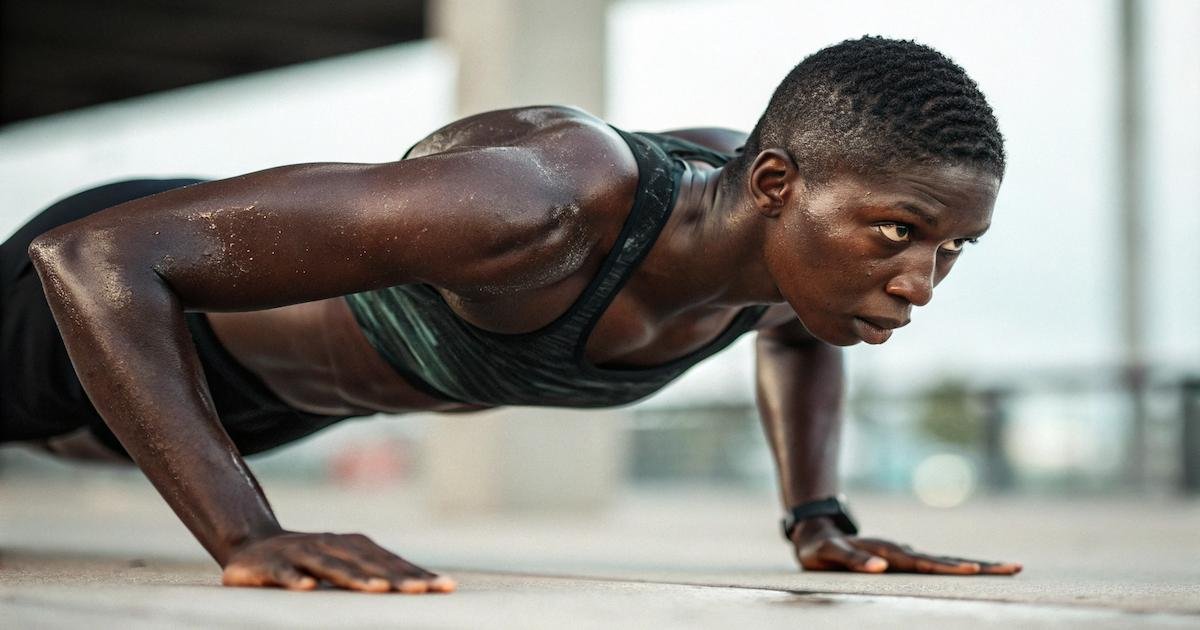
[2,36,1020,593]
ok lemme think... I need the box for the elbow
[27,226,84,271]
[27,229,147,314]
[25,231,89,322]
[29,225,133,274]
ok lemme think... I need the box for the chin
[821,331,864,347]
[796,313,862,347]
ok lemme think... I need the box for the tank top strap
[558,128,683,344]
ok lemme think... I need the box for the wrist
[789,515,841,545]
[214,521,286,565]
[780,494,858,543]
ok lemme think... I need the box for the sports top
[343,127,769,408]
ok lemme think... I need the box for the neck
[659,165,783,309]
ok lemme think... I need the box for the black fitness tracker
[780,495,859,541]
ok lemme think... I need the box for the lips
[852,316,901,344]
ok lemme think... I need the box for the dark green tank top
[343,127,769,408]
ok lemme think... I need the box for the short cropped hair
[729,36,1005,187]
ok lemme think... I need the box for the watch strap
[780,495,858,540]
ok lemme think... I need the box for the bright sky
[0,1,1194,408]
[607,0,1199,401]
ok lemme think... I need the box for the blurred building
[1,0,1197,504]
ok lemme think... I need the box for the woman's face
[760,160,999,346]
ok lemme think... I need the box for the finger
[923,554,1023,576]
[820,539,888,573]
[393,566,458,593]
[915,556,980,575]
[222,562,316,591]
[428,576,458,593]
[293,552,390,592]
[852,541,982,575]
[977,561,1023,575]
[222,563,271,588]
[889,550,980,575]
[930,554,1022,575]
[318,538,428,585]
[330,534,442,587]
[364,550,447,593]
[397,578,430,594]
[271,565,319,591]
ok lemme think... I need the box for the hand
[221,531,457,593]
[792,517,1022,576]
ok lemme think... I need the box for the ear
[748,149,803,217]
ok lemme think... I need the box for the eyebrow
[878,201,988,238]
[964,225,991,239]
[895,203,938,227]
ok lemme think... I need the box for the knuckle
[308,556,340,571]
[300,545,325,558]
[270,567,298,584]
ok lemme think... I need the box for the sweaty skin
[28,106,1018,593]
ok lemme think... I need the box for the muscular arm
[755,318,1022,576]
[27,131,628,590]
[755,319,844,522]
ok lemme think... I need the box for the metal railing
[629,366,1200,496]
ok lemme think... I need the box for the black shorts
[1,179,360,456]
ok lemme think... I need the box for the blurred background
[1,0,1197,520]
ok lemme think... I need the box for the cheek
[933,255,958,285]
[860,259,889,285]
[795,238,877,306]
[819,232,881,284]
[767,223,832,286]
[765,211,885,303]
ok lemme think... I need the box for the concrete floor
[2,466,1199,628]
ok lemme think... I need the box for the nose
[885,256,935,307]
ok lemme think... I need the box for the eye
[874,223,912,242]
[938,237,979,254]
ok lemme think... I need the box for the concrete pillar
[1181,378,1200,494]
[425,407,628,513]
[431,0,609,117]
[980,388,1014,492]
[1117,0,1149,489]
[423,1,623,512]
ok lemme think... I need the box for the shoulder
[520,106,641,206]
[412,106,633,167]
[409,106,639,208]
[403,106,642,297]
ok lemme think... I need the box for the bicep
[28,149,577,312]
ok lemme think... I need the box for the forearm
[29,245,281,565]
[754,336,845,508]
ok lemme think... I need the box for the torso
[206,107,799,416]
